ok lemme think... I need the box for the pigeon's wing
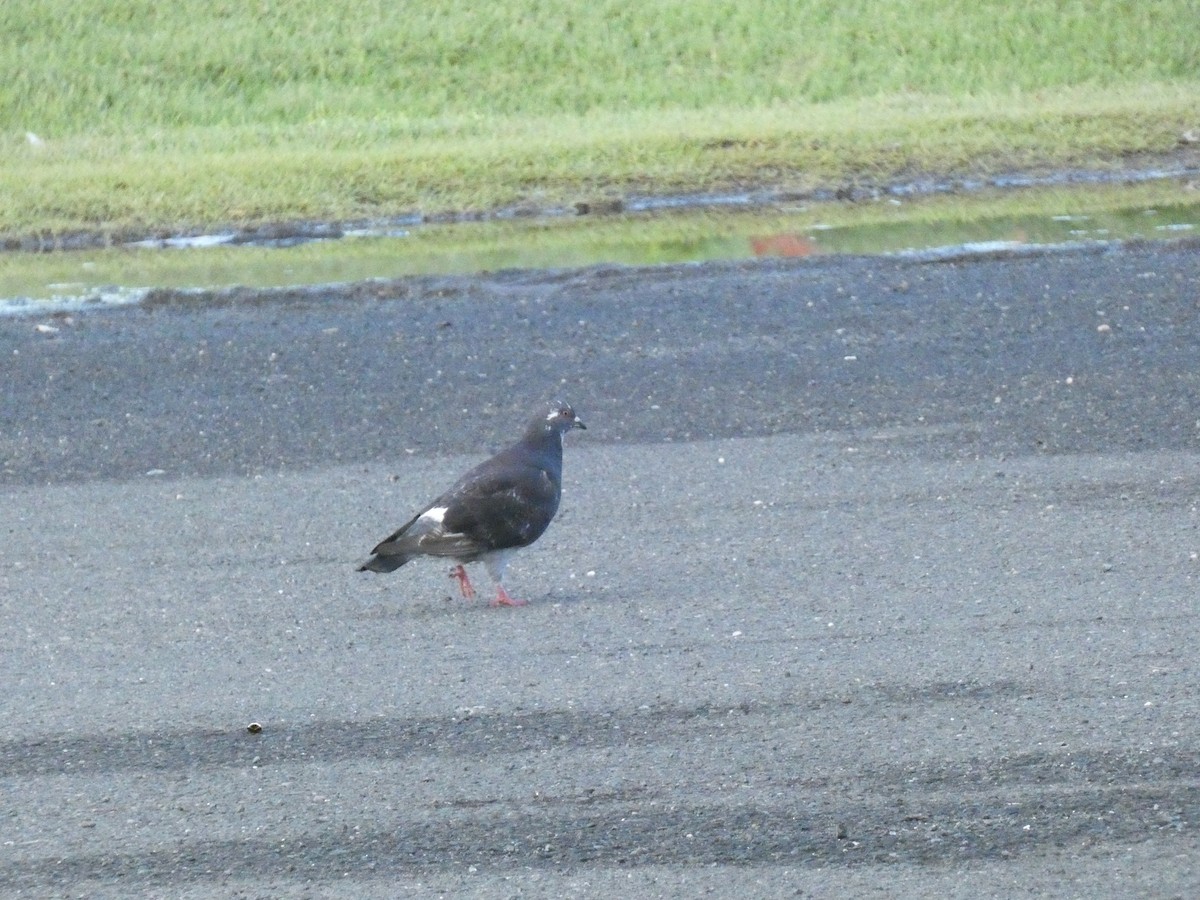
[369,464,559,562]
[368,502,484,561]
[438,463,561,553]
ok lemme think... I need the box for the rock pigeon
[358,400,586,606]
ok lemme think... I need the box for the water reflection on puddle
[2,200,1197,315]
[766,207,1196,259]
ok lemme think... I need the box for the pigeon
[358,400,586,606]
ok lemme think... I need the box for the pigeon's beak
[573,417,587,430]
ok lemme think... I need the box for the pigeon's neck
[519,424,564,467]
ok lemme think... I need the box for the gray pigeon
[358,400,586,606]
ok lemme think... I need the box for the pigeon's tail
[357,553,410,574]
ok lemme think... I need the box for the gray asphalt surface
[1,242,1198,897]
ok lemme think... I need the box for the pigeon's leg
[449,564,476,599]
[491,585,527,608]
[483,550,526,607]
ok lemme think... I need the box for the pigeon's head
[537,400,587,437]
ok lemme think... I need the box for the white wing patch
[419,506,448,525]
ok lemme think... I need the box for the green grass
[1,0,1198,238]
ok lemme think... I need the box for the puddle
[45,159,1200,253]
[2,194,1198,316]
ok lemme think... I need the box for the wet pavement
[1,239,1198,897]
[3,157,1199,317]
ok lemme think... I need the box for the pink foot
[490,585,527,608]
[449,564,476,599]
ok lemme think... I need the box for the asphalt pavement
[1,242,1197,897]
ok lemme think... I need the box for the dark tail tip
[357,555,406,574]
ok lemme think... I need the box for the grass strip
[4,86,1199,240]
[2,1,1197,238]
